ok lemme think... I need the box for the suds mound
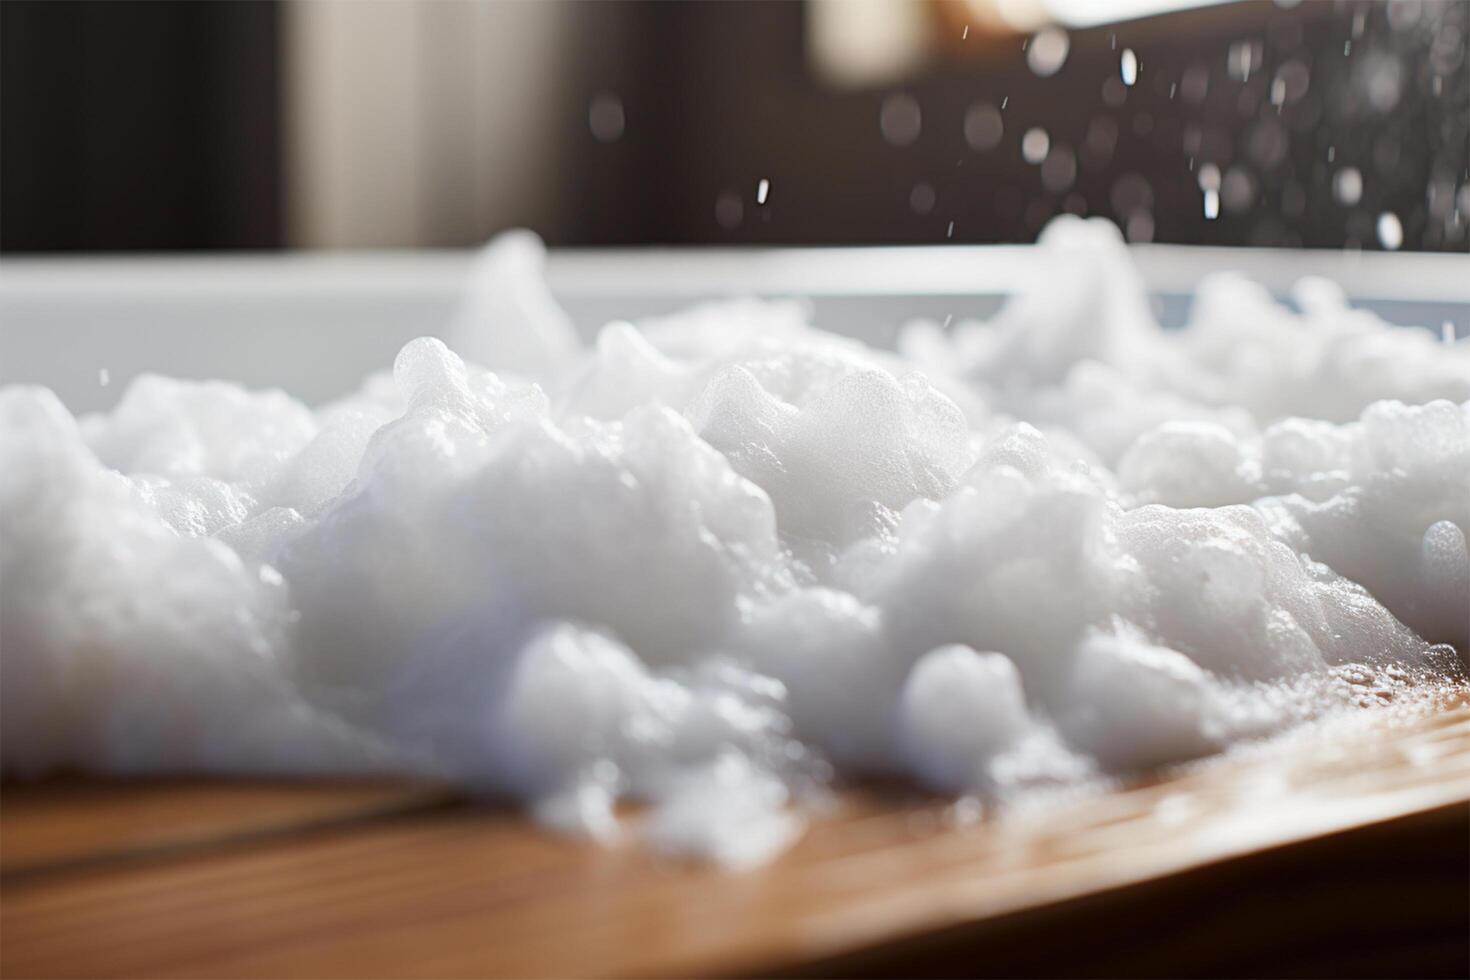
[3,218,1466,866]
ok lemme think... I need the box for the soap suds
[2,217,1466,868]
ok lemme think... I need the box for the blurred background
[2,0,1467,253]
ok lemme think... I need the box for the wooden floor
[2,705,1468,979]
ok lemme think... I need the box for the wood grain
[0,779,451,880]
[2,706,1468,979]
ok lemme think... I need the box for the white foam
[2,218,1466,867]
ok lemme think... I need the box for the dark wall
[563,0,1468,249]
[2,0,1465,252]
[1,0,279,251]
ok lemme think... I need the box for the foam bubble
[3,218,1466,866]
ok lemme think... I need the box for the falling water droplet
[1180,64,1209,103]
[1041,144,1078,193]
[588,93,626,142]
[879,94,923,146]
[1273,61,1310,105]
[963,103,1004,151]
[715,192,743,228]
[1120,48,1139,86]
[1376,211,1403,250]
[909,183,936,214]
[1333,167,1363,206]
[1027,27,1070,78]
[1125,210,1154,242]
[1220,167,1255,213]
[756,179,770,205]
[1021,127,1050,164]
[1228,41,1256,81]
[1199,188,1223,218]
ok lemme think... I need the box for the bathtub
[1,243,1465,414]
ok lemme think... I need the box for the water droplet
[1376,211,1403,250]
[715,192,744,229]
[1430,25,1463,75]
[1110,172,1153,217]
[1027,27,1070,78]
[588,93,625,142]
[1180,64,1210,103]
[1362,53,1404,112]
[1203,189,1220,219]
[1125,210,1154,242]
[1221,166,1255,212]
[1443,321,1456,344]
[1273,61,1311,104]
[1228,41,1259,82]
[756,178,770,205]
[1428,178,1456,219]
[909,183,936,215]
[1120,48,1139,86]
[879,94,922,146]
[962,24,969,40]
[1333,167,1363,205]
[1021,128,1050,164]
[1040,144,1078,193]
[1386,2,1421,30]
[963,103,1004,151]
[946,220,955,239]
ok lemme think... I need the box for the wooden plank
[2,706,1468,979]
[791,803,1469,978]
[0,779,451,880]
